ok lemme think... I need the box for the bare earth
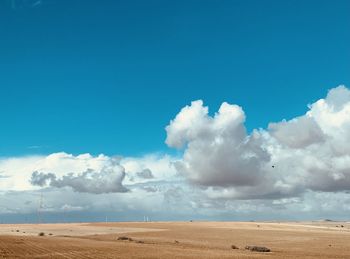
[1,221,350,258]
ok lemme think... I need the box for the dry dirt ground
[1,221,350,258]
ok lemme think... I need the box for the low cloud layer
[1,85,350,221]
[166,85,350,199]
[0,152,171,195]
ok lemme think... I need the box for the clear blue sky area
[0,0,349,156]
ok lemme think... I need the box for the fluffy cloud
[166,100,280,198]
[269,86,350,193]
[0,152,178,213]
[0,152,178,196]
[30,158,128,194]
[0,152,178,220]
[166,101,269,187]
[1,152,172,194]
[269,116,325,149]
[166,85,350,199]
[0,152,126,192]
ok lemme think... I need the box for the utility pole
[37,191,43,224]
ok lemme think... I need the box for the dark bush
[245,245,270,252]
[117,236,133,241]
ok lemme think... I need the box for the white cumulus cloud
[166,85,350,199]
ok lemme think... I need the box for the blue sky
[0,0,349,157]
[1,0,350,223]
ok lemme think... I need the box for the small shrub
[231,245,239,249]
[38,232,45,236]
[117,236,133,241]
[245,245,270,252]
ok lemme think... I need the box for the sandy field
[1,221,350,258]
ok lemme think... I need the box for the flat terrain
[1,221,350,258]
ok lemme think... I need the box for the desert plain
[0,221,350,258]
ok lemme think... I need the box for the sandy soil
[0,223,164,237]
[1,221,350,258]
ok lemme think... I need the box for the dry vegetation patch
[245,245,271,252]
[117,236,133,241]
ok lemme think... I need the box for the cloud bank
[1,85,350,221]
